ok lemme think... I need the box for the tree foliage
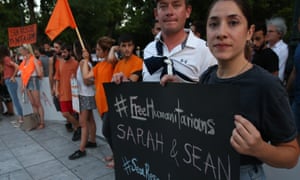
[0,0,297,49]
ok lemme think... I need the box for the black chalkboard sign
[104,83,240,180]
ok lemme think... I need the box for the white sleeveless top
[76,62,95,96]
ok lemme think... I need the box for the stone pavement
[0,114,115,180]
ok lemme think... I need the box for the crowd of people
[0,0,300,179]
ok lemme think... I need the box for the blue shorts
[26,77,40,91]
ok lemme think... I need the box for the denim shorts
[240,164,266,180]
[26,77,40,91]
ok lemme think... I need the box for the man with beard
[49,40,63,96]
[49,40,73,131]
[252,23,279,75]
[54,44,81,141]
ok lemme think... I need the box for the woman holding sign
[162,0,299,179]
[202,0,299,179]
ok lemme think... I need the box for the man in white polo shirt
[266,17,289,82]
[143,0,216,82]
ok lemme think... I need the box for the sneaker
[72,127,81,141]
[68,150,86,160]
[85,141,97,148]
[65,123,73,132]
[13,123,20,128]
[10,120,18,124]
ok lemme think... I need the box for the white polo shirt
[269,40,288,81]
[143,29,217,82]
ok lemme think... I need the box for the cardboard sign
[104,83,240,180]
[8,24,37,47]
[71,77,80,113]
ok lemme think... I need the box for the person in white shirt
[143,0,216,83]
[266,17,289,82]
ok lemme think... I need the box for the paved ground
[0,114,300,180]
[0,114,115,180]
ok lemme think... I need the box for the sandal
[106,159,115,169]
[37,123,45,129]
[103,155,113,162]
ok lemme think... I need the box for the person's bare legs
[61,112,79,130]
[87,111,96,143]
[79,110,89,152]
[27,90,45,128]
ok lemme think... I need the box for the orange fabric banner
[8,24,37,47]
[45,0,77,40]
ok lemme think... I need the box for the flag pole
[75,27,85,50]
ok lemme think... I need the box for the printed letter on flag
[45,0,77,40]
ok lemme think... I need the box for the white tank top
[76,62,95,96]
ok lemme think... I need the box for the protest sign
[105,83,240,180]
[8,24,37,47]
[71,77,80,113]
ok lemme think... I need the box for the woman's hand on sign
[230,115,265,157]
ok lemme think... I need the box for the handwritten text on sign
[8,24,37,47]
[104,83,240,180]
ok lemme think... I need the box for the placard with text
[104,83,240,180]
[8,24,37,47]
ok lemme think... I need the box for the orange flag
[45,0,77,40]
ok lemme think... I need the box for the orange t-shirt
[54,58,78,101]
[93,60,114,116]
[113,54,143,78]
[3,56,15,79]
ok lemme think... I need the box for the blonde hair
[21,44,34,55]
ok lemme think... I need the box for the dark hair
[207,0,253,28]
[38,46,46,55]
[154,0,189,5]
[118,33,134,44]
[0,45,10,62]
[97,36,115,52]
[191,20,205,36]
[53,40,64,47]
[254,22,267,35]
[61,44,72,52]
